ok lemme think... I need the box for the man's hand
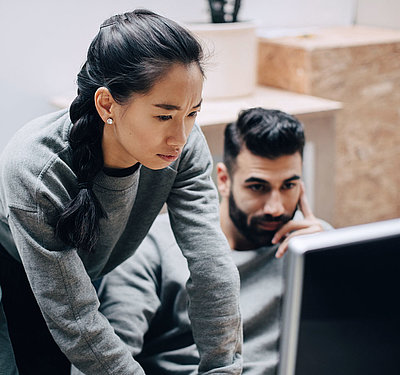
[272,182,323,258]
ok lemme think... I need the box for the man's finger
[272,220,313,244]
[275,238,289,258]
[298,181,314,219]
[275,226,317,258]
[274,221,324,257]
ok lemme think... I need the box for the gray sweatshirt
[0,110,242,374]
[98,213,283,375]
[98,213,332,374]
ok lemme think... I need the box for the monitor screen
[279,218,400,375]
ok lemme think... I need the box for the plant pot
[188,21,257,100]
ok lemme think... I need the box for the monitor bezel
[278,218,400,375]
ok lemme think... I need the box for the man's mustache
[252,214,292,224]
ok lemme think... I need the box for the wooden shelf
[198,85,341,126]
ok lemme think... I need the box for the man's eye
[248,184,266,192]
[282,182,296,190]
[156,115,172,121]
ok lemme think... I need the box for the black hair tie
[77,181,93,190]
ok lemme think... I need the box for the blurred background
[1,0,399,228]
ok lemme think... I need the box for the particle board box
[258,26,400,227]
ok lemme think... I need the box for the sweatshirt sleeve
[7,203,145,375]
[166,124,243,374]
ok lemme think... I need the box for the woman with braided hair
[0,9,241,375]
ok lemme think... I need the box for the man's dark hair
[223,107,305,175]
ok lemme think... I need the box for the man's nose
[263,191,285,217]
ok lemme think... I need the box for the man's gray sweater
[99,213,284,375]
[98,213,332,374]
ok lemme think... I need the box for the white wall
[0,0,357,151]
[356,0,400,29]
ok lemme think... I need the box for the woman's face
[102,63,203,170]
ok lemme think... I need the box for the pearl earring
[106,118,113,125]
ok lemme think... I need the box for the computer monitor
[279,218,400,375]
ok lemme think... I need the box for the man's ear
[216,162,231,197]
[94,87,117,123]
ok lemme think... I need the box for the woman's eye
[156,115,172,121]
[188,111,199,118]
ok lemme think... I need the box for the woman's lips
[157,153,180,162]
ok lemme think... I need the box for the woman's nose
[166,122,187,147]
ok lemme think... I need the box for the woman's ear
[216,162,231,197]
[94,87,116,123]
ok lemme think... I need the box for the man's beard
[228,190,295,249]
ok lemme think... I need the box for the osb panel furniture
[258,26,400,228]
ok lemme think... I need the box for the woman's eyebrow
[193,99,202,109]
[153,103,180,110]
[153,99,202,111]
